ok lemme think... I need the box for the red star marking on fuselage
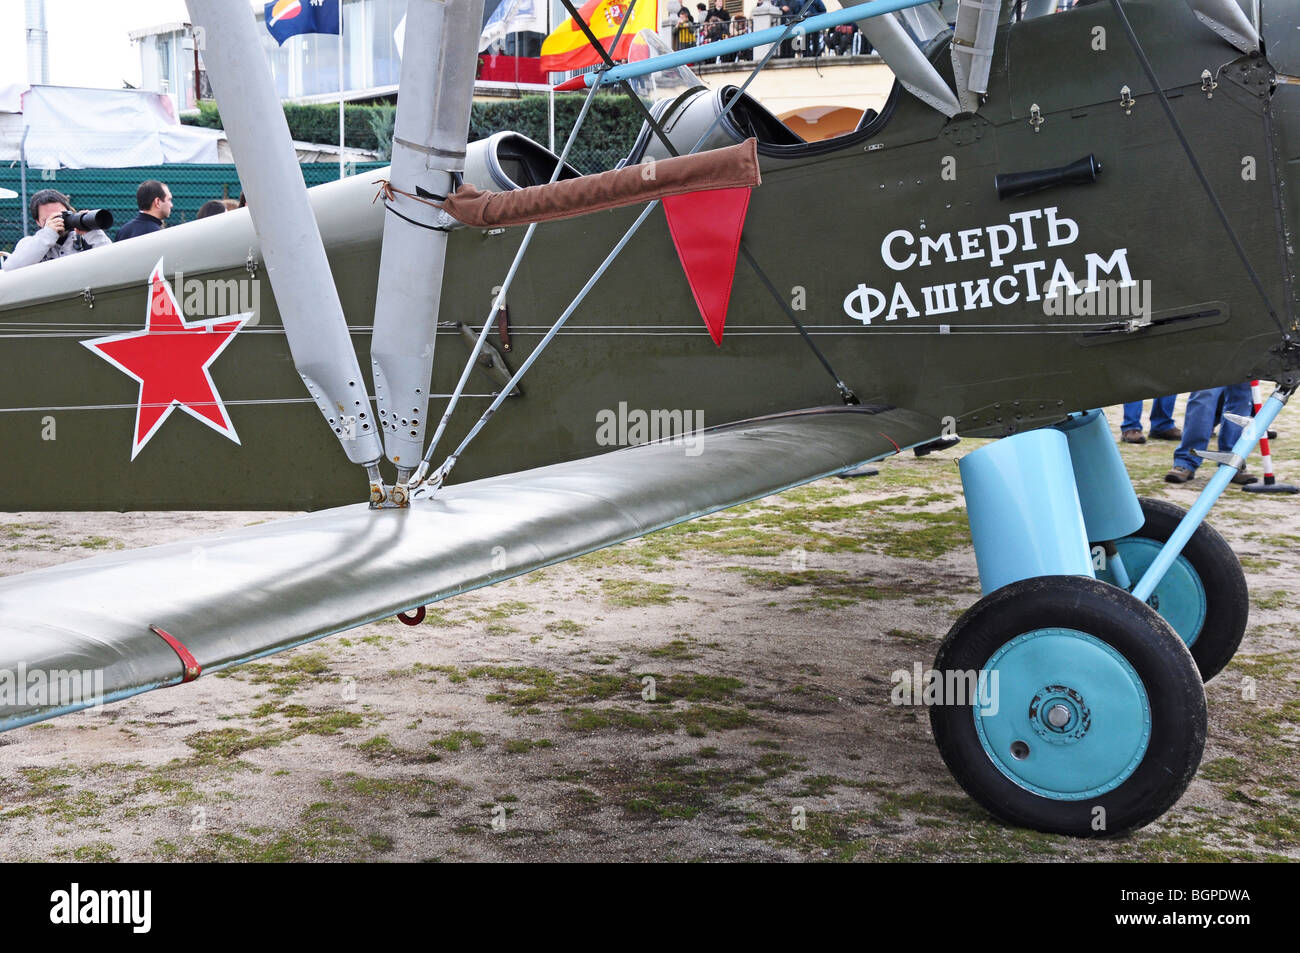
[82,257,252,460]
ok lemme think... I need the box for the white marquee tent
[0,83,223,170]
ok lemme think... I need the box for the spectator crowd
[1,178,239,273]
[671,0,872,60]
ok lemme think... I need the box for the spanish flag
[540,0,657,72]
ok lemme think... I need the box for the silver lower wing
[0,405,939,731]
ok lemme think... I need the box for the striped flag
[540,0,656,72]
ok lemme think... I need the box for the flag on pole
[264,0,341,46]
[540,0,655,72]
[480,0,547,52]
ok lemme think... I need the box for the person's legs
[1172,388,1223,472]
[1218,382,1254,452]
[1150,394,1178,434]
[1121,401,1144,433]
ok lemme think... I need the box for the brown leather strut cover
[438,138,761,228]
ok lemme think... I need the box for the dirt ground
[0,402,1296,862]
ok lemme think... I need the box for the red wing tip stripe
[149,624,202,682]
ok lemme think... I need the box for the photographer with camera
[1,189,112,272]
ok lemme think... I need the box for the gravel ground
[0,402,1296,862]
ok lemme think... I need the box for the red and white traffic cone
[1244,380,1298,494]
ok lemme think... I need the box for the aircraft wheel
[1096,497,1248,682]
[930,576,1205,837]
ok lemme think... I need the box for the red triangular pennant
[662,186,752,346]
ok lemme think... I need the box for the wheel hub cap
[1100,538,1207,648]
[1029,686,1091,745]
[974,629,1151,800]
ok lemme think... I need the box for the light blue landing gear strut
[929,391,1294,834]
[958,427,1097,595]
[1132,387,1293,601]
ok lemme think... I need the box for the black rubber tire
[930,575,1206,838]
[1110,497,1249,682]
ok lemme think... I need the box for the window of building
[368,0,407,89]
[157,37,173,95]
[343,0,368,88]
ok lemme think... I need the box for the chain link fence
[0,162,387,253]
[1,92,647,253]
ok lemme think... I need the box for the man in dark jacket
[115,180,173,241]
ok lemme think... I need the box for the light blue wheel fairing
[958,429,1095,596]
[1054,410,1145,542]
[1098,538,1208,647]
[974,628,1151,800]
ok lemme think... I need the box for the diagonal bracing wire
[557,0,859,405]
[413,0,826,492]
[411,0,645,489]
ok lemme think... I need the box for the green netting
[0,162,388,252]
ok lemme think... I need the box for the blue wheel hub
[1029,685,1090,745]
[1099,538,1208,647]
[974,629,1151,800]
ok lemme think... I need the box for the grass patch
[563,703,751,737]
[76,535,119,550]
[614,751,800,820]
[1251,589,1289,611]
[459,665,634,708]
[429,730,486,752]
[183,727,287,764]
[654,673,744,703]
[645,639,700,660]
[601,579,685,608]
[289,710,364,736]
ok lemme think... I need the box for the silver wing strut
[1184,0,1260,54]
[841,1,963,117]
[185,0,385,498]
[370,0,487,491]
[951,0,1000,114]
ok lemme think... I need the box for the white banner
[17,87,221,170]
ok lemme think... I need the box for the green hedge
[185,94,644,172]
[188,100,387,153]
[469,95,642,171]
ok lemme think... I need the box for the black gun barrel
[995,155,1101,201]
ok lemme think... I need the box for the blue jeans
[1121,396,1177,434]
[1173,384,1253,472]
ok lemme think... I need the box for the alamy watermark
[50,883,150,933]
[890,663,999,715]
[1043,278,1152,325]
[161,270,262,324]
[0,663,105,711]
[595,402,705,456]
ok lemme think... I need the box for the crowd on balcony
[670,0,874,60]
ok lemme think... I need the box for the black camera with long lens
[61,209,113,231]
